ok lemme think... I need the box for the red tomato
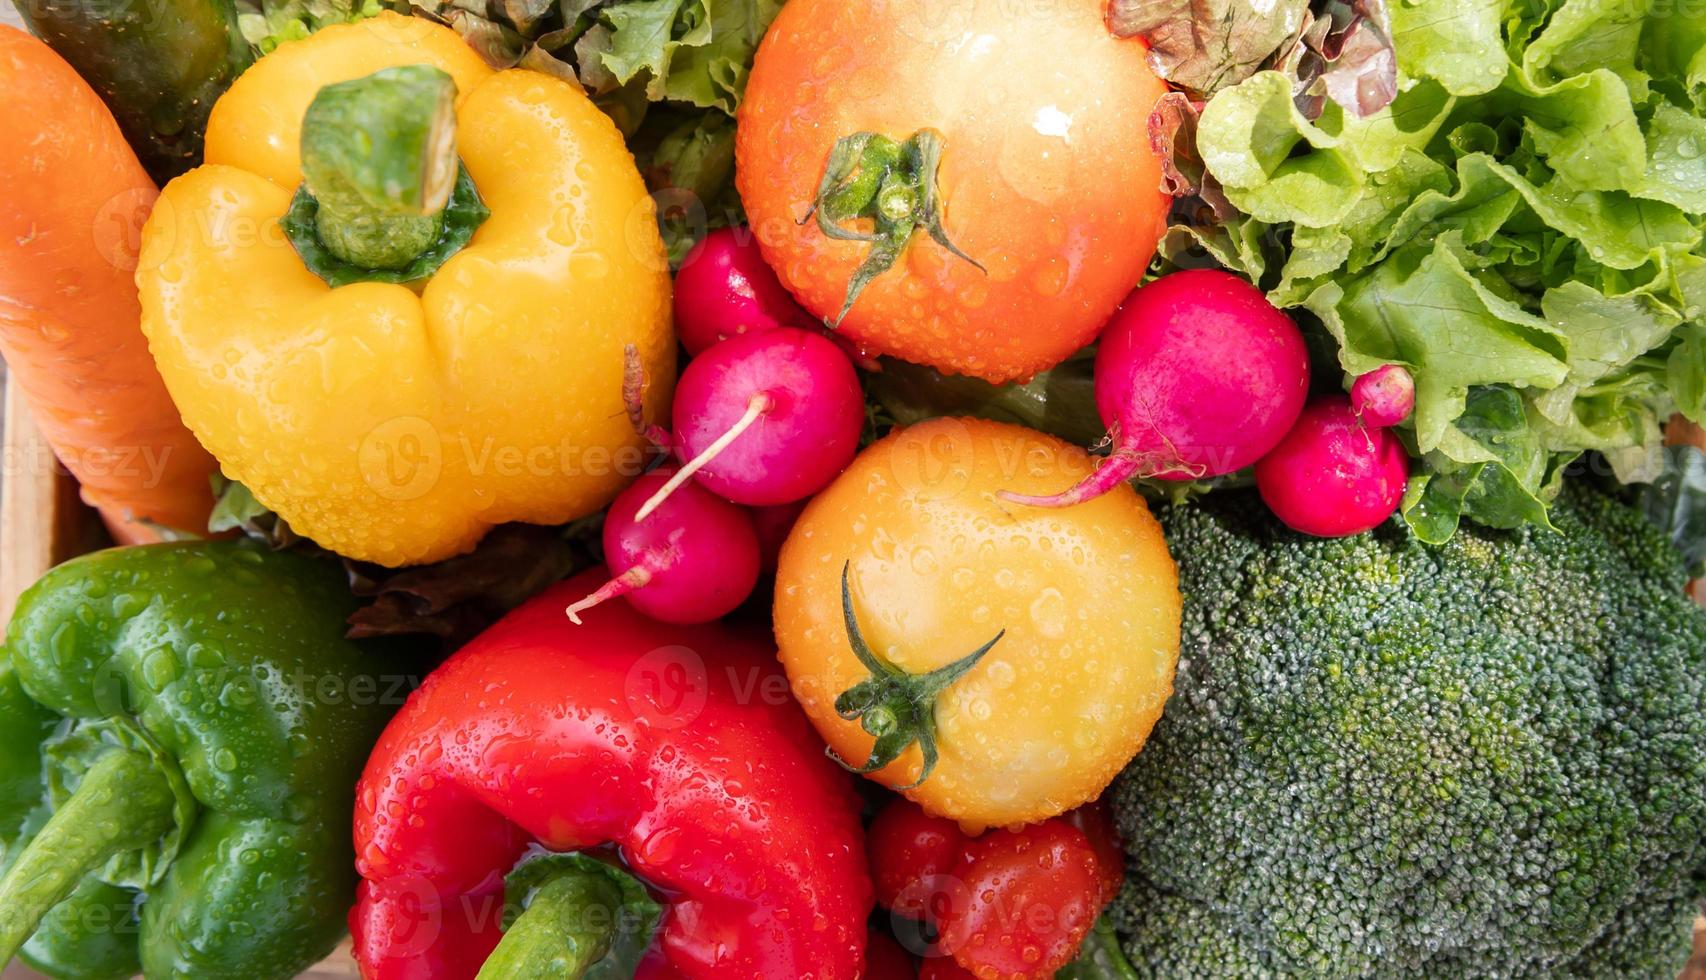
[937,821,1103,980]
[867,797,969,919]
[1064,800,1126,908]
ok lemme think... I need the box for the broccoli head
[1112,485,1706,978]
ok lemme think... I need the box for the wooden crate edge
[0,384,91,629]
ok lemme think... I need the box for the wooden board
[0,382,101,628]
[1,386,1703,976]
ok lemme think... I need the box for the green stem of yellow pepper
[0,749,175,965]
[298,65,460,271]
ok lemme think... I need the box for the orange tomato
[773,419,1181,829]
[736,0,1170,384]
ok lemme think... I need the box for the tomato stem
[804,129,985,328]
[830,562,1004,789]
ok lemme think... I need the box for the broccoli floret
[1111,485,1706,978]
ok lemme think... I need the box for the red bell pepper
[350,571,873,978]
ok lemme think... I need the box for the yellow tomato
[774,418,1181,829]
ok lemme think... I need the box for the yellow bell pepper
[138,12,675,566]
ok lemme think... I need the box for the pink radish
[1254,397,1409,537]
[635,327,864,520]
[674,227,816,356]
[999,269,1310,509]
[673,227,883,368]
[1350,365,1415,428]
[566,467,760,624]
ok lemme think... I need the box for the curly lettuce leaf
[576,0,780,114]
[1387,0,1504,95]
[1177,0,1706,540]
[661,0,780,111]
[1672,327,1706,424]
[627,108,742,262]
[407,0,779,118]
[1305,237,1568,452]
[1401,386,1564,543]
[1641,3,1706,104]
[1315,4,1401,116]
[594,0,699,86]
[1639,103,1706,211]
[236,0,383,53]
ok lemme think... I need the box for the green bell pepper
[0,541,407,979]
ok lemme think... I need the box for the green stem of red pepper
[0,749,175,964]
[475,851,661,979]
[475,871,621,979]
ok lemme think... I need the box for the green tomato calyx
[804,129,985,328]
[830,562,1004,789]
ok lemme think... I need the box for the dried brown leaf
[1148,92,1236,222]
[344,523,590,650]
[1109,0,1395,115]
[1108,0,1309,98]
[1313,1,1396,117]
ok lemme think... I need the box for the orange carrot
[0,26,217,543]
